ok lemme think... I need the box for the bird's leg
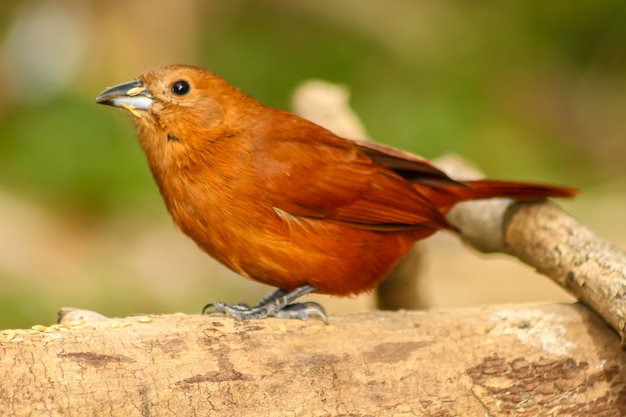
[256,288,290,306]
[214,289,289,312]
[202,284,328,323]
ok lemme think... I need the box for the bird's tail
[414,179,578,213]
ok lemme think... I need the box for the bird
[96,64,577,322]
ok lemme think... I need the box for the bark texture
[1,304,625,417]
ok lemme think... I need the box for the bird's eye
[171,80,190,96]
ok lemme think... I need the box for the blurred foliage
[0,0,625,328]
[0,97,155,215]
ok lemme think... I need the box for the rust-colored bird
[96,65,577,321]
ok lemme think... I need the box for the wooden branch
[2,304,624,416]
[506,202,626,345]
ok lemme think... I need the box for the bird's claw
[202,284,327,323]
[203,300,328,323]
[275,301,328,323]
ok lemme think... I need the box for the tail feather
[462,180,578,199]
[414,179,578,213]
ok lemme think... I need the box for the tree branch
[1,305,624,416]
[440,154,626,344]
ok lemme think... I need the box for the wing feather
[252,111,451,231]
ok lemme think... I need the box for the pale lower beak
[96,80,154,113]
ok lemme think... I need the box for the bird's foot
[206,300,327,322]
[202,284,328,323]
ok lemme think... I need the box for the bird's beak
[96,80,154,118]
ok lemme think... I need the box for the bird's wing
[350,139,466,187]
[252,114,451,231]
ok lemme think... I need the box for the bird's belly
[194,211,418,296]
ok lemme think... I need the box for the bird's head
[97,65,243,136]
[96,65,259,169]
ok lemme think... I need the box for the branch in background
[437,155,626,344]
[506,202,626,345]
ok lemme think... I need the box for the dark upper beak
[96,80,154,111]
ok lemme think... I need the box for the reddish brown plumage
[97,65,577,297]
